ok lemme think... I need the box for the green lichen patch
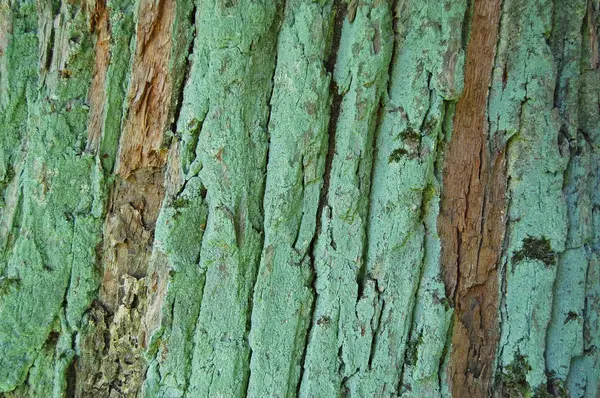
[512,236,557,267]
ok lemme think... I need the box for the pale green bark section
[545,0,591,390]
[490,0,599,396]
[171,2,281,397]
[344,1,465,396]
[246,1,333,396]
[566,2,600,396]
[144,176,208,397]
[298,1,393,396]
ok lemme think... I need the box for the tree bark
[0,0,598,397]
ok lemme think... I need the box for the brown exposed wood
[437,0,506,396]
[101,168,165,311]
[588,0,599,69]
[115,0,175,177]
[86,0,110,152]
[77,1,177,395]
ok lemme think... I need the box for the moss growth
[501,353,531,397]
[0,167,16,204]
[544,371,569,398]
[389,148,410,163]
[0,277,20,297]
[439,297,450,311]
[171,197,191,210]
[421,118,439,136]
[404,332,423,366]
[421,184,437,209]
[397,127,421,142]
[532,385,553,398]
[551,382,568,398]
[512,236,557,267]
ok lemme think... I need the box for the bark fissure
[296,1,346,392]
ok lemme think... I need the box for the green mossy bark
[0,0,598,397]
[0,0,104,394]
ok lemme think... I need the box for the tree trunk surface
[0,0,599,397]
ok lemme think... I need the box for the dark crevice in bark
[398,205,430,394]
[183,293,204,396]
[44,25,55,73]
[461,0,475,52]
[41,0,61,74]
[169,3,197,136]
[315,2,346,221]
[254,4,282,229]
[367,296,384,370]
[243,5,284,393]
[324,1,346,76]
[396,81,433,387]
[162,8,205,387]
[357,98,382,297]
[65,358,77,398]
[297,1,347,392]
[358,0,399,298]
[438,314,455,393]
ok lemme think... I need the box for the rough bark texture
[0,0,598,397]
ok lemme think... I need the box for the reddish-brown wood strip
[438,0,505,396]
[86,0,110,152]
[116,0,175,177]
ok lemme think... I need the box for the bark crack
[298,0,347,390]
